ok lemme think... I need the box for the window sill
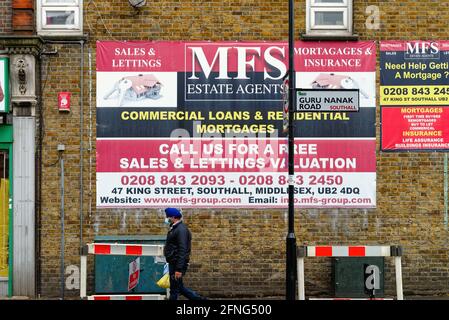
[37,32,88,41]
[301,32,359,41]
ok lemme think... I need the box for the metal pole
[286,0,297,300]
[88,47,93,231]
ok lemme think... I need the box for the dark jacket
[164,221,192,272]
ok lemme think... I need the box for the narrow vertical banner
[380,40,449,151]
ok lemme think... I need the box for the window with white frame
[37,0,83,36]
[306,0,353,36]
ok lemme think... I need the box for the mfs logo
[184,44,287,101]
[405,41,440,59]
[186,44,287,80]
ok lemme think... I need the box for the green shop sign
[0,57,9,113]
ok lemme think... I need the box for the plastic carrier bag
[156,263,170,289]
[156,273,170,289]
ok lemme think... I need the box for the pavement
[1,295,449,300]
[2,294,449,300]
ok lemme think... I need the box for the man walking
[163,207,206,300]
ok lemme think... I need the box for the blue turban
[165,207,182,218]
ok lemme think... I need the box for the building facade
[1,0,449,298]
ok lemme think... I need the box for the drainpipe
[58,144,65,300]
[88,48,93,223]
[80,42,84,249]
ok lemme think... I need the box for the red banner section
[296,41,376,72]
[381,106,449,150]
[97,41,376,73]
[97,138,376,173]
[97,41,290,73]
[96,41,184,72]
[380,40,449,52]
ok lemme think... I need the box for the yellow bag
[156,273,170,289]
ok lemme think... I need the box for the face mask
[164,217,171,225]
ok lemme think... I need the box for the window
[37,0,83,36]
[306,0,353,36]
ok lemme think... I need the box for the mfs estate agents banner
[96,41,376,209]
[381,41,449,151]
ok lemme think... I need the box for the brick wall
[38,0,449,298]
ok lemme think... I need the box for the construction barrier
[297,245,404,300]
[80,243,167,300]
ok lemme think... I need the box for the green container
[332,257,385,298]
[94,235,166,294]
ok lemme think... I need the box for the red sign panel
[96,139,376,173]
[381,106,449,150]
[128,257,140,291]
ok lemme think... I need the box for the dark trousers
[168,264,204,300]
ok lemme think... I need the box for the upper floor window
[306,0,353,37]
[37,0,83,36]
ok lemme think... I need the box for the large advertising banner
[97,41,376,208]
[380,41,449,151]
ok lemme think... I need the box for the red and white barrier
[309,298,393,300]
[80,243,166,300]
[297,245,403,301]
[86,243,164,257]
[306,246,391,257]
